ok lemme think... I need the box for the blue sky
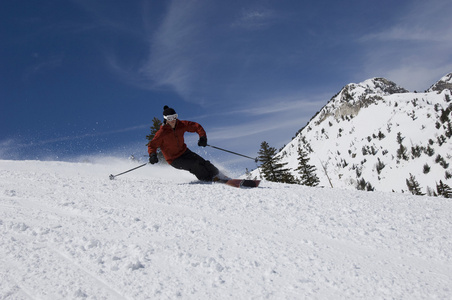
[1,0,452,174]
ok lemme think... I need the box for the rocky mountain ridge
[255,72,452,197]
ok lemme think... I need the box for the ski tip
[221,179,260,188]
[240,179,260,188]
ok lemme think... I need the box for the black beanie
[163,105,176,116]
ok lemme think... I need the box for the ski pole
[207,144,258,163]
[109,163,147,180]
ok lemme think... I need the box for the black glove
[198,136,207,147]
[149,153,158,164]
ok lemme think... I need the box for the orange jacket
[148,120,207,164]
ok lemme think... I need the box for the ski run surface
[1,158,451,299]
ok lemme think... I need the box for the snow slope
[1,159,451,299]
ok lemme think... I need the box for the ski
[217,179,261,188]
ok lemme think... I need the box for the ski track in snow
[0,159,451,299]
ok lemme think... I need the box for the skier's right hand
[149,153,158,164]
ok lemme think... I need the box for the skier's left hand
[198,136,207,147]
[149,153,159,164]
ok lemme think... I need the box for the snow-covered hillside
[272,73,452,196]
[1,159,451,299]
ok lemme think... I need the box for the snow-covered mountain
[429,72,452,93]
[260,73,452,196]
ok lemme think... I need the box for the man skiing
[147,105,222,182]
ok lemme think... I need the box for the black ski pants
[171,149,219,181]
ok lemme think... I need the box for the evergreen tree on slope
[146,117,162,141]
[295,147,320,186]
[436,180,452,198]
[406,173,424,196]
[146,117,166,163]
[258,141,296,183]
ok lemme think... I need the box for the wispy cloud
[102,1,287,108]
[22,55,63,80]
[229,97,326,117]
[204,91,329,155]
[362,26,450,43]
[206,110,310,161]
[1,125,148,152]
[359,0,452,90]
[361,0,452,43]
[134,1,281,104]
[139,0,207,100]
[231,7,276,30]
[207,91,329,120]
[210,117,304,141]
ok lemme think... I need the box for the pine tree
[357,178,367,190]
[423,163,431,174]
[146,117,163,143]
[445,121,452,138]
[366,182,375,191]
[145,117,166,163]
[436,180,452,198]
[411,145,422,159]
[356,178,374,191]
[257,141,296,183]
[406,173,424,195]
[396,132,408,160]
[295,147,319,186]
[375,158,385,174]
[279,171,298,184]
[425,145,435,157]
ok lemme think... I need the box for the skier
[147,105,223,182]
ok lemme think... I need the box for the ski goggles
[164,114,178,121]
